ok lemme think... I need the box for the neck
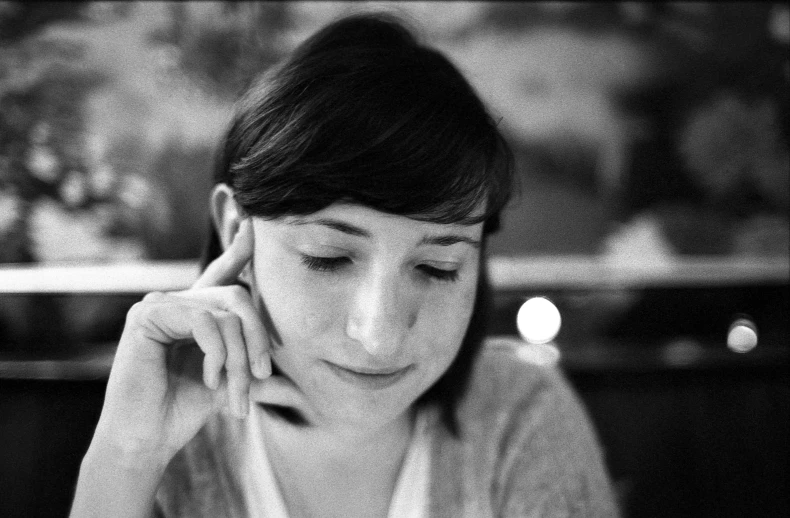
[259,404,415,467]
[256,406,417,518]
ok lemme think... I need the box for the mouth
[323,361,413,390]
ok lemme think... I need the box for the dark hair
[203,12,514,435]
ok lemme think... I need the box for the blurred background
[0,2,788,517]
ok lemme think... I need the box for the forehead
[257,203,484,243]
[299,203,480,229]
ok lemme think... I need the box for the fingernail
[259,354,272,377]
[206,370,218,390]
[251,359,266,379]
[239,396,249,418]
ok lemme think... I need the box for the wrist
[84,434,171,476]
[71,439,167,518]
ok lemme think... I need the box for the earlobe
[210,183,244,251]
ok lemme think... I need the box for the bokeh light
[727,317,758,353]
[517,296,562,344]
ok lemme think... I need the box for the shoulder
[446,337,620,516]
[457,336,577,433]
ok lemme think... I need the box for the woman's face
[248,203,482,430]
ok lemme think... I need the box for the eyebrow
[290,218,370,237]
[289,217,481,249]
[419,234,481,249]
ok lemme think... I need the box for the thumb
[193,218,254,289]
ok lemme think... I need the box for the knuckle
[194,309,216,328]
[126,301,143,321]
[218,311,243,331]
[193,312,222,344]
[127,300,153,323]
[143,291,165,302]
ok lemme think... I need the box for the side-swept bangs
[218,13,514,234]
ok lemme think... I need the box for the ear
[210,183,244,251]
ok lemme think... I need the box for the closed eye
[301,255,351,272]
[417,264,459,282]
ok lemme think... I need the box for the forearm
[70,439,168,518]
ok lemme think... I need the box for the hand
[91,218,301,466]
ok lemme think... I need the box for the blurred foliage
[0,1,241,264]
[0,2,111,264]
[0,1,787,265]
[147,2,291,101]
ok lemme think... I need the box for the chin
[310,377,423,429]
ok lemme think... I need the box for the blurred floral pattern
[0,1,787,265]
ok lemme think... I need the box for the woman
[71,13,618,518]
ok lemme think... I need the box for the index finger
[192,218,254,289]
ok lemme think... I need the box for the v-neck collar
[241,404,433,518]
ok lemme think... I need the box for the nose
[345,268,415,357]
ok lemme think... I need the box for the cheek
[253,261,340,347]
[415,282,477,365]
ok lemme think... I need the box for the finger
[215,311,251,418]
[126,298,239,410]
[177,286,271,379]
[193,218,254,289]
[227,287,271,380]
[191,311,227,390]
[125,298,225,378]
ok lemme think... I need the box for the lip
[323,361,413,390]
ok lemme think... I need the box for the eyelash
[300,255,350,272]
[417,265,459,282]
[300,255,459,282]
